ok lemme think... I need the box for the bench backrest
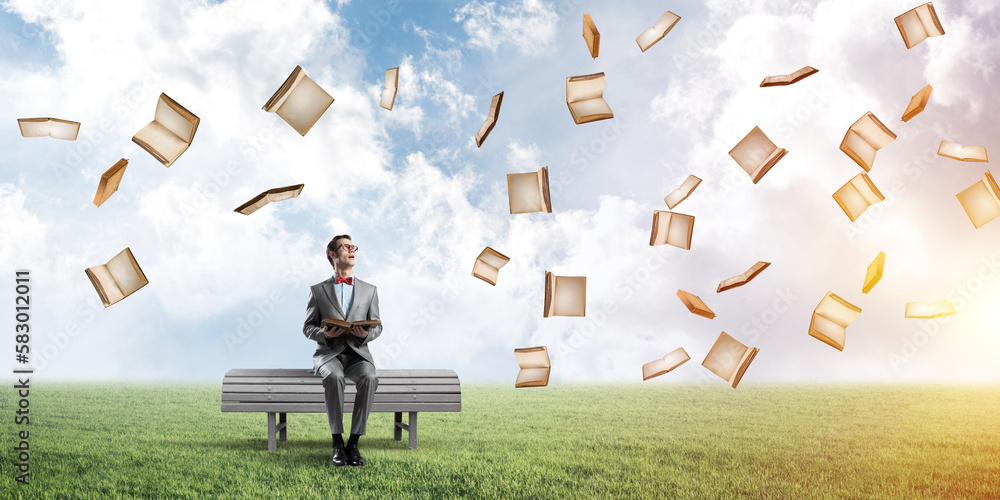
[221,368,461,413]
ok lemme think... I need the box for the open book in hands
[322,318,381,332]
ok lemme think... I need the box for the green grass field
[1,382,999,499]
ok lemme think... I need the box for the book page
[472,259,499,285]
[515,368,549,387]
[896,10,928,48]
[814,292,861,328]
[635,28,661,51]
[508,172,544,214]
[155,95,197,144]
[702,332,748,383]
[235,194,270,215]
[853,113,896,149]
[276,73,334,136]
[905,301,956,319]
[87,265,124,305]
[515,347,550,369]
[916,3,944,37]
[841,129,877,171]
[107,249,147,297]
[809,313,846,350]
[666,212,693,249]
[730,127,778,176]
[478,247,510,269]
[652,11,680,34]
[133,121,188,165]
[566,73,604,103]
[957,172,1000,229]
[380,88,396,110]
[552,276,586,316]
[568,99,613,121]
[664,175,701,209]
[642,349,692,381]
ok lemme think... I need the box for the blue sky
[2,0,999,384]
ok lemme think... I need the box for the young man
[302,234,383,467]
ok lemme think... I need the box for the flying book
[840,112,896,172]
[728,126,786,184]
[809,291,861,351]
[676,289,715,319]
[566,72,613,124]
[636,11,680,52]
[902,84,932,122]
[759,66,818,87]
[543,272,586,317]
[956,170,1000,229]
[514,346,550,388]
[93,158,128,207]
[642,347,690,381]
[472,246,510,286]
[322,318,382,329]
[649,211,694,250]
[131,93,200,167]
[833,172,885,222]
[234,184,305,215]
[475,91,503,147]
[702,332,758,389]
[894,2,945,49]
[862,252,885,294]
[380,67,399,110]
[664,175,702,209]
[263,65,334,136]
[937,141,988,162]
[904,300,955,319]
[717,261,770,293]
[85,247,149,308]
[17,117,80,140]
[583,14,600,58]
[507,166,552,214]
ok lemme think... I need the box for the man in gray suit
[303,234,382,467]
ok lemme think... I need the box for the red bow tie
[336,276,353,285]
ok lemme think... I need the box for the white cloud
[453,0,559,55]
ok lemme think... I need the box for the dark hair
[326,234,352,266]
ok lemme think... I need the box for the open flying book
[544,272,586,317]
[263,65,334,136]
[938,141,988,162]
[649,211,694,249]
[514,346,550,388]
[702,332,758,389]
[566,72,613,124]
[676,289,715,319]
[507,166,552,214]
[895,2,945,49]
[902,84,932,122]
[380,67,399,110]
[664,175,702,209]
[717,261,770,293]
[863,252,885,294]
[583,14,600,58]
[840,112,896,172]
[904,300,955,319]
[956,170,1000,229]
[833,172,885,222]
[321,318,381,330]
[132,93,200,167]
[809,291,861,351]
[636,11,680,52]
[85,247,149,308]
[17,117,80,140]
[759,66,818,87]
[728,126,786,184]
[642,347,690,381]
[94,159,128,207]
[472,247,510,286]
[234,184,305,215]
[476,91,503,147]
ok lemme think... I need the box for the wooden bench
[221,368,461,451]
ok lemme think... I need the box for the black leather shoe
[331,444,348,467]
[346,444,365,467]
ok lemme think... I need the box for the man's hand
[323,325,348,338]
[351,325,370,338]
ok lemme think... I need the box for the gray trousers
[316,350,378,435]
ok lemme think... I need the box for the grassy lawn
[1,382,999,499]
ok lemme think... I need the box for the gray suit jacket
[303,275,383,373]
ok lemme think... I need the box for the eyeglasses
[336,244,359,253]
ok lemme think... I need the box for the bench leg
[408,412,418,450]
[267,413,277,452]
[278,413,287,442]
[394,412,402,441]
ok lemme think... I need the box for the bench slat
[222,384,461,394]
[222,402,461,413]
[223,376,459,386]
[222,393,461,403]
[223,368,458,378]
